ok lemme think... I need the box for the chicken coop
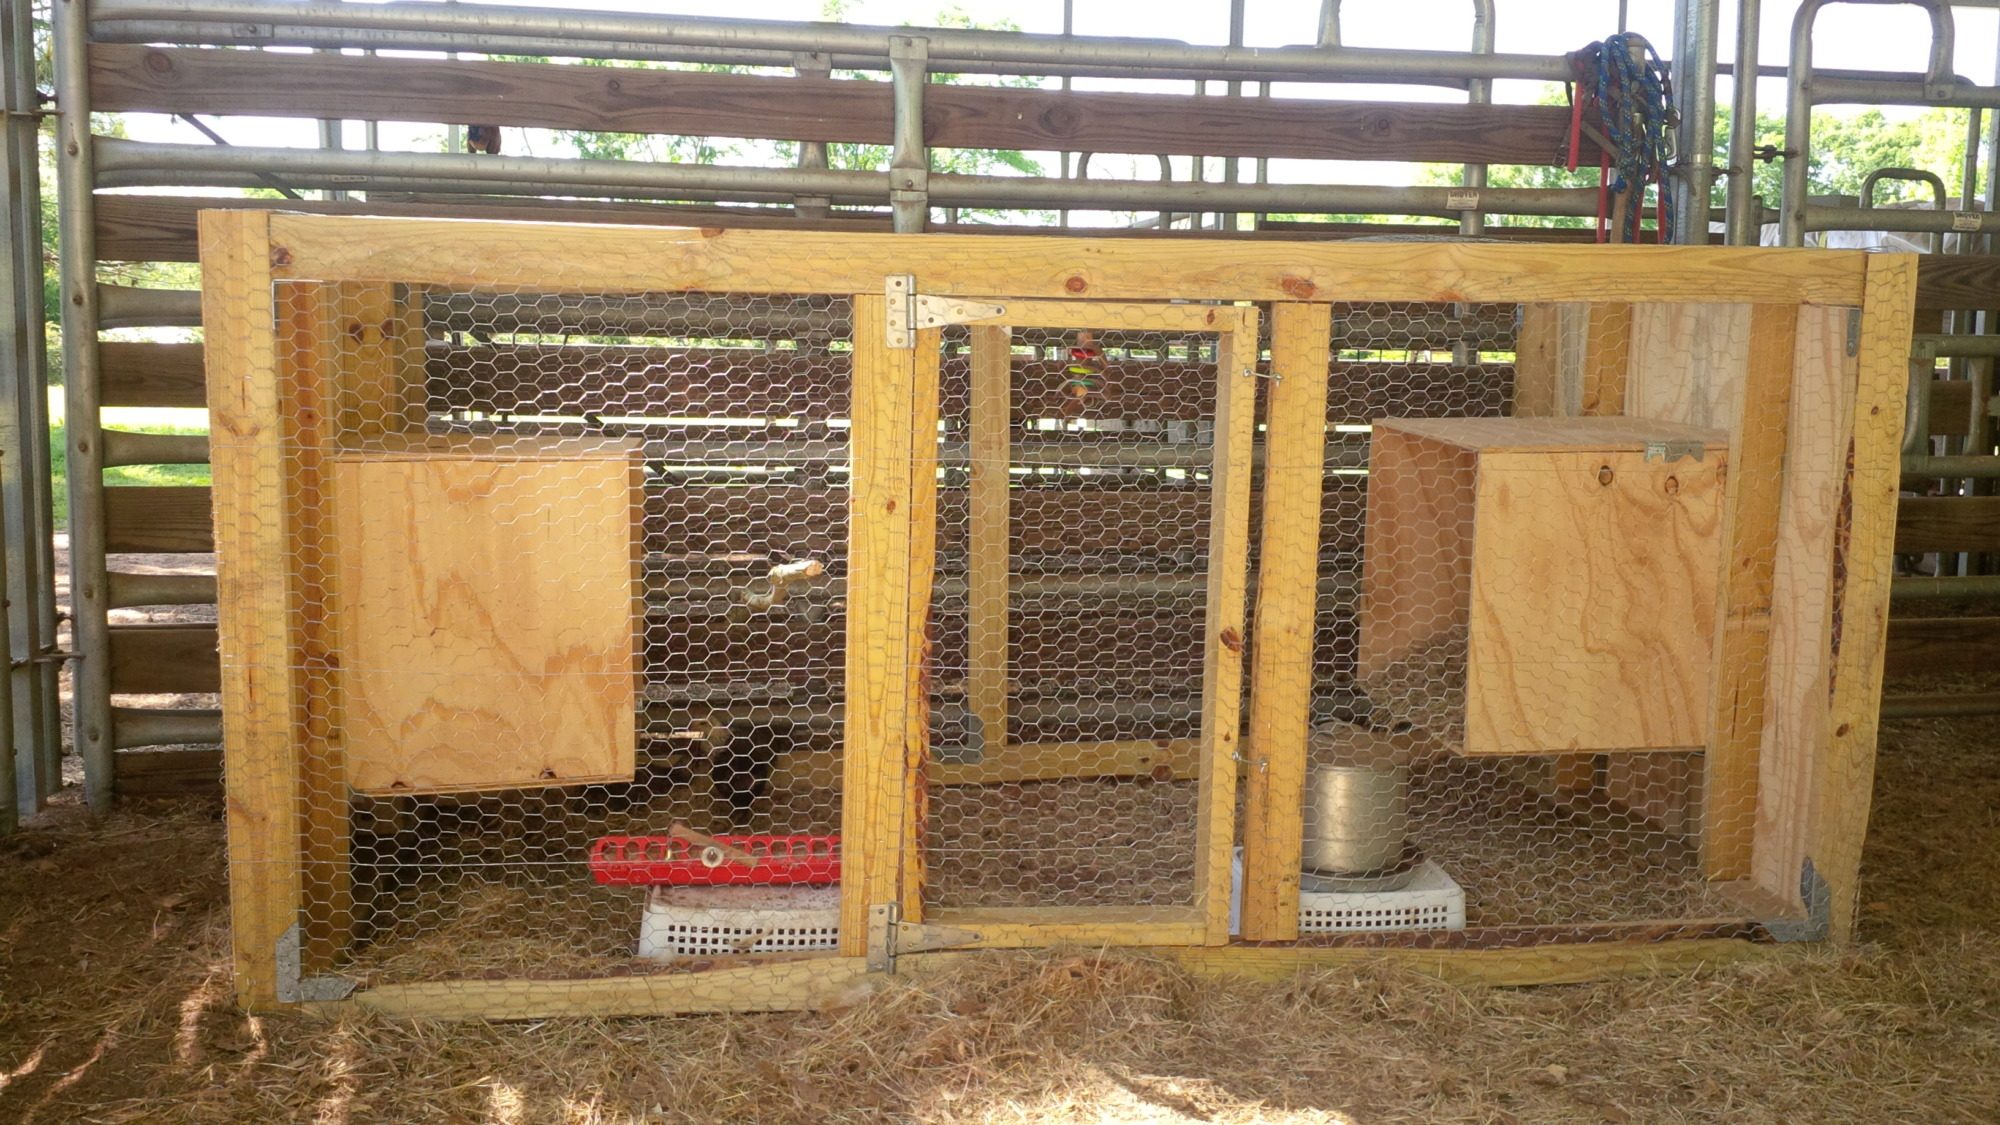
[201,211,1914,1018]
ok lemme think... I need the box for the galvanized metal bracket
[1848,308,1863,357]
[1643,439,1706,463]
[1763,857,1833,943]
[865,902,983,973]
[274,925,358,1003]
[884,275,1007,348]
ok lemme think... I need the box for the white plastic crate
[637,885,840,958]
[1229,849,1466,934]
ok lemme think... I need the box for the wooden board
[100,341,207,408]
[265,217,1872,306]
[1752,307,1857,910]
[330,439,641,794]
[1815,256,1918,943]
[92,45,1595,166]
[1895,496,2000,553]
[1699,305,1798,880]
[966,325,1010,754]
[201,210,296,1011]
[1466,445,1725,754]
[103,485,214,553]
[1240,302,1333,943]
[107,623,219,694]
[1886,616,2000,674]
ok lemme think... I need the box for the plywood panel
[331,439,641,794]
[1467,446,1725,754]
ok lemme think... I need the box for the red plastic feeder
[589,834,841,887]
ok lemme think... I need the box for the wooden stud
[967,324,1011,757]
[1153,937,1780,986]
[1240,302,1333,943]
[1194,314,1261,944]
[1753,306,1859,909]
[347,956,879,1019]
[200,210,294,1011]
[1701,304,1799,880]
[925,905,1205,949]
[1513,303,1562,416]
[264,216,1872,306]
[840,296,940,951]
[1816,255,1918,943]
[1581,303,1633,416]
[275,283,351,974]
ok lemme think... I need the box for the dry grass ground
[3,675,1999,1124]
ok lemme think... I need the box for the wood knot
[1219,626,1244,653]
[269,246,293,268]
[1597,465,1615,486]
[1064,275,1089,294]
[1280,276,1318,299]
[1149,764,1175,783]
[143,50,175,76]
[1663,475,1680,495]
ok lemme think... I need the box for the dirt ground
[4,662,1999,1122]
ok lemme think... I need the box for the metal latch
[884,275,1007,348]
[865,903,983,973]
[1643,439,1706,464]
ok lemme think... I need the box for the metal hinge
[865,903,983,973]
[884,275,1007,348]
[1847,308,1862,357]
[1643,439,1706,463]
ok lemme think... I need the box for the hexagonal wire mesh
[277,283,857,985]
[265,279,1771,991]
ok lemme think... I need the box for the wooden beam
[1512,303,1561,416]
[1195,313,1260,945]
[199,209,295,1010]
[1753,306,1856,912]
[265,216,1873,306]
[347,955,880,1019]
[114,747,224,796]
[1240,302,1332,943]
[103,485,213,553]
[840,295,939,952]
[1818,255,1918,944]
[92,45,1597,167]
[1702,304,1798,880]
[96,193,887,263]
[1154,938,1780,986]
[1885,616,2000,675]
[1895,496,2000,553]
[1914,254,2000,312]
[967,324,1010,756]
[107,623,219,694]
[1581,304,1633,415]
[100,341,207,407]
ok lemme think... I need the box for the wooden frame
[934,300,1259,947]
[202,212,1910,1017]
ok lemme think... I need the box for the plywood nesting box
[1359,417,1728,756]
[330,434,643,794]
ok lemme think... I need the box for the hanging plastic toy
[1062,329,1105,408]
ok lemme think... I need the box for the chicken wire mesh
[921,310,1249,916]
[221,262,1846,1003]
[269,282,859,985]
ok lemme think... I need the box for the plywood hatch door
[331,435,643,795]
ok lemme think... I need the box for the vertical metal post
[1221,0,1245,233]
[1674,0,1721,243]
[3,0,60,818]
[1725,0,1763,244]
[1460,0,1494,236]
[55,0,115,808]
[889,35,929,233]
[793,50,832,222]
[0,452,15,832]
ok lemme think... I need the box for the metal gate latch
[884,275,1007,348]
